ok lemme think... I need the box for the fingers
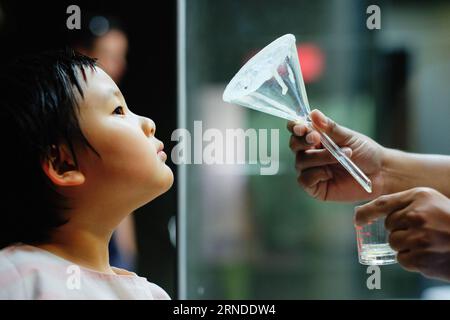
[295,147,352,172]
[389,229,430,252]
[309,109,353,145]
[287,120,309,136]
[286,121,300,133]
[288,109,354,151]
[287,121,295,133]
[289,131,321,153]
[388,230,411,252]
[287,119,321,153]
[397,249,449,277]
[297,166,333,190]
[384,205,425,232]
[396,250,421,272]
[354,189,416,226]
[395,244,450,280]
[384,209,411,232]
[297,166,332,199]
[390,229,450,254]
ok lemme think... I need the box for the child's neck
[36,222,115,274]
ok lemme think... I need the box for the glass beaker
[355,215,397,265]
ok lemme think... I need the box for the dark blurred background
[0,0,177,297]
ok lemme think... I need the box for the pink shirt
[0,244,170,300]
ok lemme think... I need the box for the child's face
[72,67,173,212]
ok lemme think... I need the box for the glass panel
[178,0,450,299]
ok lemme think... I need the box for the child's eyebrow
[109,89,125,105]
[112,89,123,99]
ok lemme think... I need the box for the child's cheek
[85,119,163,177]
[112,129,159,172]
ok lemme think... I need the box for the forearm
[381,148,450,197]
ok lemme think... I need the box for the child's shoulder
[0,243,78,299]
[0,244,44,299]
[0,243,54,269]
[0,243,37,268]
[0,244,171,300]
[112,266,171,300]
[144,281,171,300]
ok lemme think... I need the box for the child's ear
[41,144,85,187]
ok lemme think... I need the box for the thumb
[310,109,352,145]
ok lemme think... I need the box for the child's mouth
[157,150,167,161]
[157,142,167,161]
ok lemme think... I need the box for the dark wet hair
[0,48,97,248]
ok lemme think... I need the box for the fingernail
[293,125,303,136]
[317,110,328,127]
[342,147,352,156]
[306,133,315,144]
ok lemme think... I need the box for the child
[0,49,174,299]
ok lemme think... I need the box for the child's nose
[141,117,156,137]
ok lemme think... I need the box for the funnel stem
[308,122,373,193]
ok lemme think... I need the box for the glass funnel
[223,34,372,193]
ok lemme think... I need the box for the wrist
[379,147,450,197]
[379,147,408,195]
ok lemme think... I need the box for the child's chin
[154,166,174,194]
[140,173,174,205]
[162,167,175,191]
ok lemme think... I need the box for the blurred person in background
[288,110,450,282]
[69,14,136,271]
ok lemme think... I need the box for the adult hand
[288,109,386,201]
[355,187,450,282]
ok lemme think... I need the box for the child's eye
[113,106,125,115]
